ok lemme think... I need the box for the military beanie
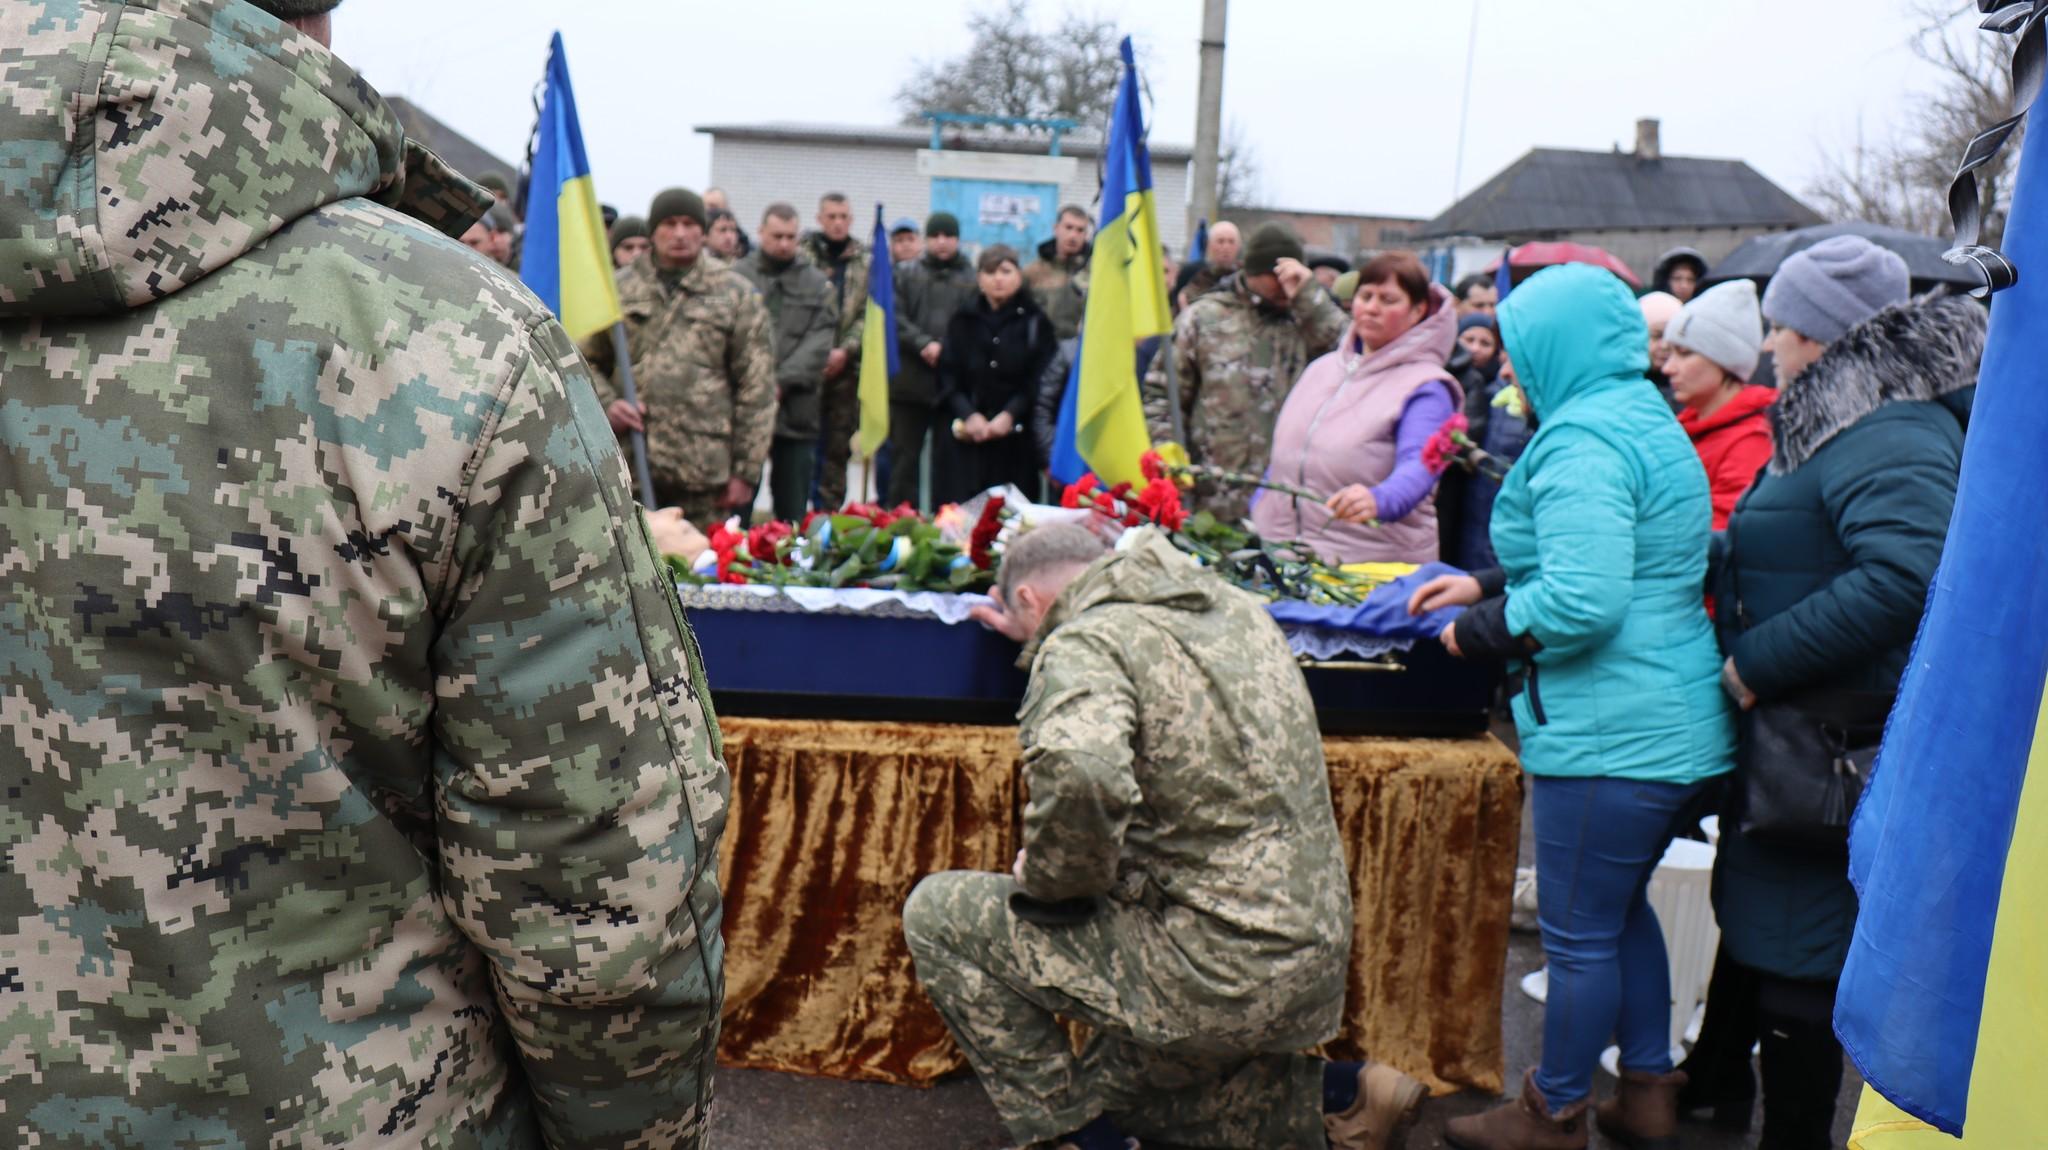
[925,212,961,238]
[648,187,708,232]
[609,216,649,247]
[246,0,342,17]
[1242,222,1305,278]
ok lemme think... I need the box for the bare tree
[1217,120,1263,209]
[1810,2,2023,247]
[896,1,1135,132]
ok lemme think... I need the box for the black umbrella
[1704,221,1979,289]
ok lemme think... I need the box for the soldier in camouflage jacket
[0,2,728,1146]
[1143,269,1349,523]
[584,190,778,527]
[1023,206,1095,342]
[908,528,1421,1149]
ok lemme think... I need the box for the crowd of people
[2,3,1995,1150]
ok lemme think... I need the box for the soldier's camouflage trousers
[903,872,1327,1148]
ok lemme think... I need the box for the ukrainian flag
[856,204,899,459]
[1835,110,2048,1148]
[520,33,620,343]
[1048,36,1168,489]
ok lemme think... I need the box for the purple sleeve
[1370,382,1455,522]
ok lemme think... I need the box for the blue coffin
[683,590,1496,736]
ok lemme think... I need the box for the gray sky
[334,0,1950,225]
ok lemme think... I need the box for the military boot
[1442,1070,1588,1150]
[1593,1068,1685,1149]
[1323,1060,1427,1150]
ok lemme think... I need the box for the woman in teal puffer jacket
[1421,265,1736,1150]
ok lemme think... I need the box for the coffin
[681,586,1496,737]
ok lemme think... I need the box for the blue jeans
[1530,774,1708,1110]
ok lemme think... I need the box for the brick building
[1217,206,1426,263]
[697,121,1195,258]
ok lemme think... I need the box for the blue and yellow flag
[856,203,900,459]
[1835,112,2048,1149]
[520,33,620,343]
[1048,36,1168,489]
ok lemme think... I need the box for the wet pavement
[712,922,1863,1148]
[712,731,1863,1148]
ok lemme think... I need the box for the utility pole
[1189,0,1227,241]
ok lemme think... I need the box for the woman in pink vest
[1252,252,1463,562]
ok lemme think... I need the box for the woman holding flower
[933,245,1058,504]
[1251,252,1463,563]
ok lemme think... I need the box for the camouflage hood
[1039,529,1220,644]
[0,0,489,319]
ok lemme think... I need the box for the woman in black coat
[1679,242,1982,1149]
[933,245,1058,504]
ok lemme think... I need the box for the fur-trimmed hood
[1770,292,1985,474]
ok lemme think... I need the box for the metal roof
[1418,147,1823,239]
[695,120,1195,163]
[385,97,520,186]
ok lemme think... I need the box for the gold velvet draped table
[713,717,1525,1095]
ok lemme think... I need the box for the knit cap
[609,216,648,247]
[925,212,960,238]
[1331,269,1360,306]
[1242,222,1305,277]
[1457,312,1498,336]
[1637,290,1682,332]
[1762,235,1911,344]
[648,187,708,232]
[1665,279,1762,382]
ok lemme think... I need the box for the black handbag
[1736,690,1891,851]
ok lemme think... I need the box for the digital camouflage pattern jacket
[1141,275,1349,522]
[0,2,728,1146]
[799,230,871,358]
[1015,531,1351,1044]
[1022,239,1091,343]
[583,252,778,496]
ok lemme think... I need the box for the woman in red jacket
[1663,280,1777,529]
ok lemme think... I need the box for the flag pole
[1162,336,1186,446]
[609,322,658,510]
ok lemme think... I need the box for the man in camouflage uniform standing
[0,2,728,1147]
[586,186,777,525]
[888,211,978,509]
[801,192,871,510]
[735,202,840,522]
[1144,221,1347,522]
[1024,204,1094,342]
[908,525,1427,1150]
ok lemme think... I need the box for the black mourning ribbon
[1946,1,2048,295]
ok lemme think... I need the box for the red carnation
[970,494,1008,570]
[745,521,793,564]
[1139,450,1167,482]
[1135,477,1187,530]
[1423,413,1473,477]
